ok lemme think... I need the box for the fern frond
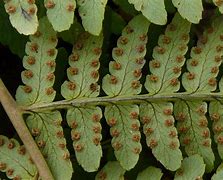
[136,166,163,180]
[145,13,191,94]
[128,0,167,25]
[212,166,223,180]
[4,0,38,35]
[174,154,205,180]
[16,17,57,106]
[95,161,126,180]
[174,100,214,171]
[61,33,103,171]
[0,135,38,179]
[26,111,73,180]
[182,17,223,93]
[77,0,108,35]
[172,0,203,24]
[102,15,150,170]
[44,0,76,32]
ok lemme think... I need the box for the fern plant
[1,0,223,179]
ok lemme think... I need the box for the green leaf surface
[26,111,73,180]
[102,15,150,96]
[0,135,38,179]
[95,161,126,180]
[44,0,76,32]
[174,154,205,180]
[61,33,103,100]
[182,17,223,93]
[174,100,215,172]
[77,0,108,35]
[172,0,203,23]
[66,106,102,172]
[140,102,182,171]
[104,104,141,170]
[136,166,163,180]
[128,0,167,25]
[4,0,38,35]
[145,13,191,94]
[209,100,223,159]
[16,17,58,106]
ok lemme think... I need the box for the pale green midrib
[21,92,223,112]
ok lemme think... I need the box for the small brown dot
[91,59,99,67]
[151,60,160,68]
[183,137,191,145]
[139,34,147,41]
[178,126,188,133]
[131,123,139,131]
[67,4,75,12]
[169,130,177,138]
[112,142,122,151]
[149,139,158,148]
[91,71,99,79]
[133,147,141,154]
[46,73,55,81]
[70,53,79,61]
[202,130,209,138]
[56,131,64,138]
[23,85,32,93]
[181,34,189,41]
[199,119,208,127]
[0,138,5,146]
[93,48,102,55]
[6,168,14,176]
[113,48,123,56]
[135,58,144,64]
[176,55,184,63]
[119,36,128,45]
[27,0,35,4]
[220,34,223,41]
[18,146,26,155]
[67,81,76,90]
[202,140,210,147]
[186,72,195,80]
[8,140,15,149]
[74,42,83,50]
[208,77,217,86]
[199,36,208,44]
[211,66,218,74]
[0,163,6,171]
[45,87,54,95]
[47,49,56,56]
[190,59,198,66]
[27,56,36,65]
[132,134,140,142]
[149,74,158,82]
[59,143,66,149]
[33,31,41,38]
[141,116,151,124]
[155,46,165,54]
[170,78,179,86]
[28,7,36,15]
[98,171,107,180]
[165,119,173,126]
[213,126,223,133]
[90,83,99,92]
[93,126,101,134]
[111,129,120,137]
[126,26,134,34]
[136,45,145,53]
[130,111,138,119]
[45,0,55,9]
[211,113,220,121]
[74,144,84,152]
[169,141,177,149]
[145,128,154,135]
[24,70,33,79]
[163,109,172,115]
[207,27,214,34]
[173,67,181,74]
[107,118,117,127]
[110,75,118,84]
[216,45,223,52]
[178,44,186,51]
[92,114,101,122]
[215,55,222,62]
[113,62,121,70]
[63,152,70,160]
[49,36,57,43]
[46,60,56,68]
[93,136,101,145]
[131,80,140,89]
[31,128,40,136]
[196,106,206,115]
[29,43,38,52]
[133,69,141,78]
[175,112,186,121]
[70,121,78,129]
[217,136,223,144]
[71,131,81,141]
[162,35,171,44]
[193,47,202,54]
[168,24,177,31]
[6,5,16,14]
[37,140,46,148]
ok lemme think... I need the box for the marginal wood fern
[1,0,223,180]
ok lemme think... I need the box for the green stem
[0,79,54,180]
[23,92,222,112]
